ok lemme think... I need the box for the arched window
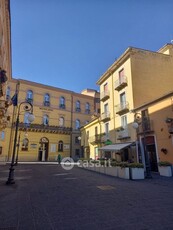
[26,90,33,103]
[59,96,65,109]
[58,140,63,152]
[75,119,80,130]
[21,138,29,151]
[85,102,90,114]
[43,114,49,125]
[44,93,50,106]
[24,112,31,125]
[6,86,10,100]
[59,117,64,126]
[76,100,81,112]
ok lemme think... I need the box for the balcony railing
[137,119,154,134]
[18,122,72,134]
[59,104,66,109]
[76,107,81,112]
[101,111,110,122]
[116,128,130,140]
[114,76,128,91]
[115,102,129,115]
[89,134,106,144]
[100,90,110,102]
[44,101,50,107]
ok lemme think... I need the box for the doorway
[38,137,49,161]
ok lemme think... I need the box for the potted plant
[128,163,144,180]
[158,161,172,177]
[118,162,130,179]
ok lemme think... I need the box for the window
[95,126,98,135]
[24,112,31,125]
[44,93,50,106]
[76,100,81,112]
[59,96,65,109]
[120,92,126,108]
[104,83,108,92]
[141,109,150,130]
[105,123,109,139]
[85,102,90,114]
[1,131,5,140]
[75,119,80,129]
[43,114,49,125]
[58,140,63,152]
[22,138,29,151]
[121,115,127,128]
[6,86,10,100]
[75,136,80,144]
[104,103,109,115]
[119,68,124,83]
[26,90,33,103]
[59,117,64,126]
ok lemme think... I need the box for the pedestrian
[57,153,62,164]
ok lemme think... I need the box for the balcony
[18,123,72,134]
[137,119,154,134]
[43,101,50,107]
[100,90,110,102]
[26,98,33,104]
[116,127,130,140]
[76,107,81,112]
[85,109,90,114]
[115,102,129,115]
[89,133,106,144]
[114,76,128,91]
[101,111,110,122]
[59,104,66,109]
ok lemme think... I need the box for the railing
[100,90,110,101]
[44,101,50,107]
[18,122,72,134]
[137,119,153,133]
[115,102,129,115]
[89,134,106,143]
[59,104,66,109]
[116,128,130,140]
[101,111,110,121]
[114,76,128,91]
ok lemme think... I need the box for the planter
[130,168,144,180]
[105,166,118,177]
[99,166,106,174]
[118,167,130,179]
[158,166,172,177]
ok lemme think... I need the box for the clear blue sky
[10,0,173,93]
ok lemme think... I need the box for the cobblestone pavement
[0,163,173,230]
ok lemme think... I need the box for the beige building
[81,43,173,171]
[0,78,99,162]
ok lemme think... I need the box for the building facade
[0,78,99,162]
[81,44,173,170]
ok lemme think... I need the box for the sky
[10,0,173,93]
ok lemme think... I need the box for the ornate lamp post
[132,113,152,179]
[6,101,35,185]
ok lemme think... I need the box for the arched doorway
[38,137,49,161]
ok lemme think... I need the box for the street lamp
[6,101,35,185]
[132,113,152,179]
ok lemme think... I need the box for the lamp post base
[6,167,15,185]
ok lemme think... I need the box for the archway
[38,137,49,161]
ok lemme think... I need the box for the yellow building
[1,78,99,162]
[81,44,173,171]
[0,0,12,159]
[132,92,173,169]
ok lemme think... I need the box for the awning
[98,142,134,151]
